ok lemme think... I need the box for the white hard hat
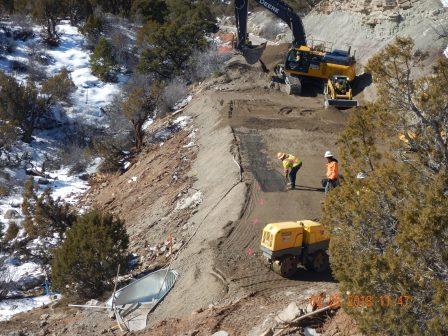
[324,151,334,158]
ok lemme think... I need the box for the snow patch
[175,191,203,210]
[174,116,193,128]
[173,95,192,111]
[183,141,195,148]
[48,167,90,204]
[0,294,61,321]
[128,176,138,183]
[0,259,44,293]
[142,118,154,130]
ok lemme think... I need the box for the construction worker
[322,151,339,194]
[277,152,302,190]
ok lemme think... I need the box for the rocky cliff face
[302,0,448,64]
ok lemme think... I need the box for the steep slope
[301,0,447,64]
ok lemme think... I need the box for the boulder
[4,209,20,219]
[275,302,301,323]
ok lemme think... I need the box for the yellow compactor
[261,220,330,278]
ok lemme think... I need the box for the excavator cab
[285,48,313,73]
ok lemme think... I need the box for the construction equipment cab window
[286,49,323,73]
[287,49,309,72]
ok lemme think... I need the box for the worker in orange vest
[277,152,302,190]
[322,151,339,194]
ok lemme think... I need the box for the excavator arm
[234,0,307,64]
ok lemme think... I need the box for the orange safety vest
[326,161,339,180]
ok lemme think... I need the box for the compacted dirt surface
[144,47,354,335]
[1,46,360,336]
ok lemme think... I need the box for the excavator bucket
[241,43,267,65]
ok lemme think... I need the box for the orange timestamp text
[347,294,412,308]
[308,293,413,310]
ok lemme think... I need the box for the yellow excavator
[261,220,330,277]
[234,0,358,108]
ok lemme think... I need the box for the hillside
[1,1,448,335]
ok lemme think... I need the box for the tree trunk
[133,122,143,152]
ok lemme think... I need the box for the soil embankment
[147,47,349,334]
[1,46,357,336]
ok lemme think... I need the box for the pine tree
[323,38,448,335]
[90,37,118,82]
[137,1,217,79]
[51,210,129,300]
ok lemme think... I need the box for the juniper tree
[137,1,217,79]
[42,68,76,103]
[32,0,62,43]
[80,13,103,46]
[22,178,76,239]
[3,221,19,245]
[323,38,448,335]
[90,37,117,82]
[122,78,161,152]
[130,0,168,23]
[51,210,129,300]
[0,73,47,143]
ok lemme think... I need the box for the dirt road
[209,59,348,332]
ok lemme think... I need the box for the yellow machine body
[260,220,331,277]
[325,75,358,108]
[261,220,329,253]
[285,45,356,82]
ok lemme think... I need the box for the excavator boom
[234,0,306,64]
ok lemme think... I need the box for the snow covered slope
[0,20,129,320]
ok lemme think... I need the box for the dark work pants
[322,178,339,194]
[289,162,302,187]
